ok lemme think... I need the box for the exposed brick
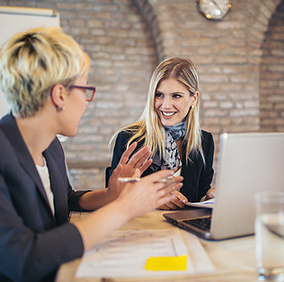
[2,0,283,190]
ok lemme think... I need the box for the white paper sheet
[76,228,215,278]
[185,198,215,209]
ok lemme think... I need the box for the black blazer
[0,114,87,282]
[110,130,214,202]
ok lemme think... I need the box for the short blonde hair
[110,57,204,164]
[0,26,90,117]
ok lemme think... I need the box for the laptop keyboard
[183,216,211,231]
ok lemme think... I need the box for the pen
[118,166,181,183]
[118,176,175,183]
[118,177,141,182]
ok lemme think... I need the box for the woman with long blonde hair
[110,57,215,210]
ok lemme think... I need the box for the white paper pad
[76,228,215,278]
[185,198,215,209]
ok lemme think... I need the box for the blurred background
[1,0,283,190]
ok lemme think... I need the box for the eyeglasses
[69,85,96,102]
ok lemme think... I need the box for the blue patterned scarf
[150,121,186,171]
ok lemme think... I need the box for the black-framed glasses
[69,85,96,102]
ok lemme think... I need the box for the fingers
[204,187,216,201]
[158,191,187,210]
[170,192,187,208]
[208,188,216,198]
[127,145,151,169]
[119,142,138,165]
[155,182,183,207]
[141,171,183,201]
[144,173,183,207]
[156,192,179,210]
[108,164,122,185]
[158,204,171,210]
[158,201,180,210]
[144,169,177,183]
[138,159,152,174]
[116,170,184,218]
[111,164,140,182]
[118,143,152,173]
[172,190,187,204]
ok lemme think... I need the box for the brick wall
[1,0,283,190]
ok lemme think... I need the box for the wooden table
[55,210,259,282]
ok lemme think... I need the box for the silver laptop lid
[211,132,284,239]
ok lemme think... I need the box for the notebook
[163,132,284,240]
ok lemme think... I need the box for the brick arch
[259,0,284,132]
[134,0,283,181]
[246,0,282,61]
[132,0,165,61]
[133,0,281,136]
[134,0,282,68]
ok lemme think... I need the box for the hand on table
[201,188,216,202]
[158,190,188,210]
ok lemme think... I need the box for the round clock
[197,0,232,21]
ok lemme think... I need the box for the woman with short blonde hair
[0,26,90,117]
[0,27,182,281]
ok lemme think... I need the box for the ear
[191,91,199,107]
[50,84,66,109]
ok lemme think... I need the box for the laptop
[163,132,284,240]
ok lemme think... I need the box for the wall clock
[197,0,232,21]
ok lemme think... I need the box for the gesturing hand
[108,142,152,200]
[117,142,152,177]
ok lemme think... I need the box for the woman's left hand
[108,142,152,200]
[117,142,152,177]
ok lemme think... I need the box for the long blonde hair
[110,57,204,164]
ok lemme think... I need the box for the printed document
[76,228,215,278]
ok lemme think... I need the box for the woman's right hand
[74,170,183,252]
[108,142,152,201]
[116,170,184,220]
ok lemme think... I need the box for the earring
[191,105,194,110]
[56,106,65,112]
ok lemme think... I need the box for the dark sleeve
[109,131,133,176]
[197,131,215,200]
[180,131,214,202]
[0,179,84,282]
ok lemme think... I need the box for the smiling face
[154,78,198,127]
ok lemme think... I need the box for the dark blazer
[0,114,87,282]
[110,130,214,202]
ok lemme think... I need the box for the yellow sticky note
[145,255,187,271]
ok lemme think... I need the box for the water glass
[254,191,284,281]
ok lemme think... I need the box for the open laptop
[163,132,284,240]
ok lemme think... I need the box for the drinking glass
[254,191,284,281]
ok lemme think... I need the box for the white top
[36,158,55,216]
